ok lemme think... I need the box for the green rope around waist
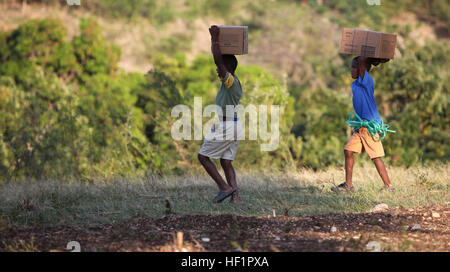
[345,111,396,140]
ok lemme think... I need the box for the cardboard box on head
[218,26,248,55]
[339,28,397,59]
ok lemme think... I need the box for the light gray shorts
[198,120,243,160]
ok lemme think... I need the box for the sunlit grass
[0,163,448,227]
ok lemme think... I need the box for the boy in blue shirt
[332,56,394,193]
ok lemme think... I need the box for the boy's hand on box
[371,58,381,66]
[370,58,390,66]
[209,25,220,41]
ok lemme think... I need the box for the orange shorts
[344,127,385,159]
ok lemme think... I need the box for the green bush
[0,18,164,181]
[374,42,450,165]
[0,5,448,181]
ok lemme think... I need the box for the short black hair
[223,54,238,73]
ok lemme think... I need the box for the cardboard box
[339,28,397,59]
[218,26,248,55]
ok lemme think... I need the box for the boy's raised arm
[358,57,390,78]
[370,58,390,67]
[358,56,370,78]
[209,25,227,79]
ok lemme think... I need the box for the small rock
[411,224,421,231]
[274,236,281,241]
[366,241,381,252]
[370,203,389,213]
[201,237,210,242]
[432,212,440,218]
[330,226,337,233]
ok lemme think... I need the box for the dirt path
[1,205,448,252]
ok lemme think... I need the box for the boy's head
[223,54,238,74]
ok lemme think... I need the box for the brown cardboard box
[339,28,397,59]
[218,26,248,55]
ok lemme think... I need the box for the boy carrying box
[332,56,395,193]
[198,25,244,203]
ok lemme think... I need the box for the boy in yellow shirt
[198,26,243,203]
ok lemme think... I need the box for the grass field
[0,163,448,227]
[0,163,448,252]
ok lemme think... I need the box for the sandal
[213,188,237,203]
[331,182,355,193]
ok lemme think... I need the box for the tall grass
[0,163,448,227]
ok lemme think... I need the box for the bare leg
[220,159,242,203]
[345,150,355,188]
[372,157,392,187]
[198,154,232,192]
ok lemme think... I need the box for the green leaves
[373,42,450,165]
[0,12,448,180]
[0,18,164,181]
[72,18,121,77]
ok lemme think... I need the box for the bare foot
[230,191,243,204]
[230,198,243,204]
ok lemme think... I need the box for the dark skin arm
[209,25,227,79]
[359,57,390,78]
[370,58,390,66]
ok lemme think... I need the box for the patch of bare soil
[0,206,448,252]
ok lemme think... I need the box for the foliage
[0,0,449,180]
[0,18,163,180]
[374,42,450,165]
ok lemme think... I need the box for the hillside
[0,0,449,179]
[1,0,448,75]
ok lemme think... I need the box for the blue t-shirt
[351,70,381,124]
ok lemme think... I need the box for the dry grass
[0,163,448,228]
